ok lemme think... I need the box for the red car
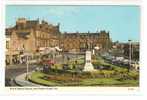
[42,59,55,65]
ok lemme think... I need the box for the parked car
[41,59,56,65]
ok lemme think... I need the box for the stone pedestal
[83,51,95,71]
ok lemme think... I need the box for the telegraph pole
[128,40,132,72]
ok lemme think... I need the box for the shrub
[81,72,92,78]
[128,71,139,80]
[101,70,115,78]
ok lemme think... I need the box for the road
[5,64,38,86]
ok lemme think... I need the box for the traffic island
[28,70,139,87]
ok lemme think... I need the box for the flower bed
[29,71,139,86]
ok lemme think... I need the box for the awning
[55,46,62,51]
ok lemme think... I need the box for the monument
[83,51,95,71]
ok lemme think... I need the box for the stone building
[6,18,112,64]
[60,31,112,52]
[6,18,60,64]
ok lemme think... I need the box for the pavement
[14,72,43,87]
[6,64,38,69]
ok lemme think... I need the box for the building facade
[6,18,60,64]
[60,31,112,52]
[6,18,112,64]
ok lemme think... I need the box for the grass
[29,72,60,86]
[81,78,139,86]
[29,71,139,86]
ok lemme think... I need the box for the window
[6,41,9,49]
[22,44,25,50]
[36,32,39,37]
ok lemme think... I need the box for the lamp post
[24,52,29,80]
[26,54,29,80]
[128,40,132,72]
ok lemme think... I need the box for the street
[5,64,38,86]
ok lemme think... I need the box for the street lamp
[24,52,29,80]
[26,54,29,80]
[128,40,132,72]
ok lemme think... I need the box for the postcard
[0,1,142,95]
[4,5,140,91]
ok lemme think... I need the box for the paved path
[14,72,43,87]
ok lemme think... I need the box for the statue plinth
[83,51,95,72]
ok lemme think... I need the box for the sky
[6,5,140,42]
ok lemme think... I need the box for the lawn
[29,71,139,86]
[29,72,60,86]
[80,78,139,86]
